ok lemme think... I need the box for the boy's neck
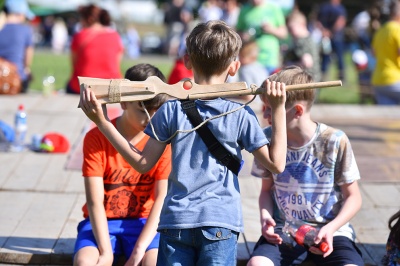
[287,118,318,148]
[192,72,230,100]
[193,72,229,85]
[116,116,145,145]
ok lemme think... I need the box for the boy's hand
[263,80,286,109]
[309,223,334,257]
[80,85,110,125]
[261,217,282,244]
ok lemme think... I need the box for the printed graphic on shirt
[103,168,154,218]
[274,148,337,222]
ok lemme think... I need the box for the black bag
[181,100,243,175]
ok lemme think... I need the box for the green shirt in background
[236,2,286,70]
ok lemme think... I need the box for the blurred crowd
[1,0,399,104]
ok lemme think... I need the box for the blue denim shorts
[74,218,160,258]
[157,227,239,266]
[251,227,363,266]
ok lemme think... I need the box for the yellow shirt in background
[372,21,400,86]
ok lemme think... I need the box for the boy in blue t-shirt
[80,20,287,265]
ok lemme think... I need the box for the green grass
[30,49,365,104]
[317,53,363,104]
[30,49,174,92]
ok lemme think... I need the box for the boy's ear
[183,54,192,69]
[228,60,241,76]
[120,102,127,110]
[294,104,304,118]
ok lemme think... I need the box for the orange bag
[0,57,21,95]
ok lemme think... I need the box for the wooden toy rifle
[78,76,342,105]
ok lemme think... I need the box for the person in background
[167,21,195,84]
[236,0,288,74]
[51,17,68,54]
[284,10,321,82]
[198,0,223,23]
[125,25,141,59]
[371,0,400,105]
[163,0,192,57]
[221,0,240,28]
[247,65,364,266]
[382,210,400,265]
[0,0,34,93]
[65,4,124,94]
[316,0,347,82]
[228,39,269,103]
[73,64,171,266]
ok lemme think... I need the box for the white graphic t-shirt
[251,123,360,241]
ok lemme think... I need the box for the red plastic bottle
[283,219,329,253]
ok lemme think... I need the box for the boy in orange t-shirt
[73,64,171,266]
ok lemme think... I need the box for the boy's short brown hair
[262,65,315,109]
[185,20,242,77]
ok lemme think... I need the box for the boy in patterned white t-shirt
[248,65,364,266]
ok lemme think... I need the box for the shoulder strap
[181,99,243,175]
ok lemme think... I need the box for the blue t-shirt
[0,23,33,81]
[144,98,269,232]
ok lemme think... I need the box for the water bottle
[282,218,329,252]
[11,104,27,152]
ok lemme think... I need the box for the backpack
[0,57,21,95]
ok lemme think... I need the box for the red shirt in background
[167,58,193,85]
[68,28,124,94]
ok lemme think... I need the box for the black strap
[181,100,242,175]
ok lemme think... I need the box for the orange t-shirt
[82,119,171,219]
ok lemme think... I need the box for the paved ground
[0,92,399,265]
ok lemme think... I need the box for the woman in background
[66,4,124,94]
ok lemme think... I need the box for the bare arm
[324,181,362,232]
[261,23,288,40]
[259,178,282,244]
[24,46,34,75]
[84,177,113,265]
[253,80,287,173]
[333,15,346,32]
[125,179,168,266]
[313,180,362,257]
[80,88,167,173]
